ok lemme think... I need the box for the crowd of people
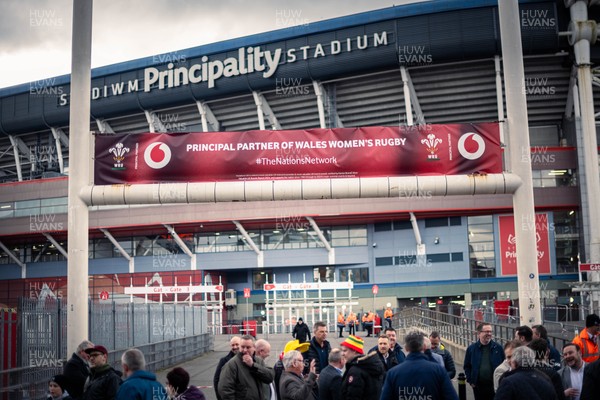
[46,312,600,400]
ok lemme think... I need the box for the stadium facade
[0,0,598,327]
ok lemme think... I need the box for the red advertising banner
[498,213,551,276]
[94,124,501,184]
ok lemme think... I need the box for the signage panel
[95,124,502,184]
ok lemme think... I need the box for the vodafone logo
[144,142,171,169]
[458,132,485,160]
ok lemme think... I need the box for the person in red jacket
[572,314,600,363]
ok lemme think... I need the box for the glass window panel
[252,269,272,290]
[374,222,392,232]
[348,226,367,237]
[425,218,448,228]
[376,257,394,266]
[339,267,368,283]
[313,266,335,282]
[331,238,349,247]
[394,220,412,230]
[331,227,348,238]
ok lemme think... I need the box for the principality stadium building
[0,0,599,330]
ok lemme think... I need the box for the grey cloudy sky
[0,0,431,89]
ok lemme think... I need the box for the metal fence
[399,305,584,351]
[1,299,210,400]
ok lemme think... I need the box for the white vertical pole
[67,0,93,354]
[498,0,541,324]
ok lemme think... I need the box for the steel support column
[567,0,600,311]
[67,0,93,354]
[499,0,541,324]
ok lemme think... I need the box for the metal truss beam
[306,216,334,264]
[42,233,68,259]
[50,128,66,174]
[8,135,30,181]
[0,240,26,278]
[233,220,264,267]
[163,224,196,269]
[99,228,134,273]
[95,118,115,134]
[252,91,281,130]
[196,101,220,132]
[144,110,167,133]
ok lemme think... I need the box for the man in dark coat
[463,323,504,400]
[218,335,274,400]
[384,327,406,364]
[63,340,94,399]
[81,345,122,400]
[581,357,600,400]
[292,318,311,343]
[527,338,565,400]
[381,331,457,400]
[213,336,240,400]
[532,324,561,369]
[373,335,398,375]
[495,346,558,400]
[303,321,331,375]
[430,331,456,379]
[279,350,317,400]
[340,335,384,400]
[318,348,345,400]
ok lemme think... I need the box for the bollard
[458,372,466,400]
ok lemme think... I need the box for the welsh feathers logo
[420,133,442,160]
[109,143,130,169]
[144,142,172,169]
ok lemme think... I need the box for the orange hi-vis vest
[573,328,599,363]
[384,308,393,319]
[338,313,345,325]
[347,313,357,325]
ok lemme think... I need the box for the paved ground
[155,329,474,400]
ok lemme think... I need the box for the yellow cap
[283,339,310,354]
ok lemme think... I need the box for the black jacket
[581,358,600,400]
[341,352,384,400]
[81,364,122,400]
[63,353,91,399]
[375,350,399,372]
[292,323,311,343]
[303,338,331,374]
[495,368,558,400]
[432,343,456,379]
[214,351,235,400]
[536,364,566,400]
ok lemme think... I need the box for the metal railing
[0,298,210,400]
[398,306,583,351]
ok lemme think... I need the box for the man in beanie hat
[340,335,384,400]
[572,313,600,363]
[292,318,311,343]
[81,345,122,400]
[49,375,72,400]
